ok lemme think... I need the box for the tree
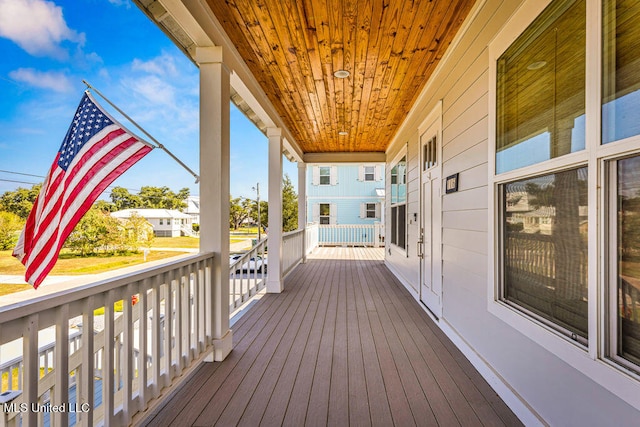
[0,211,23,250]
[230,196,252,230]
[110,187,142,211]
[0,184,42,220]
[65,208,120,256]
[249,175,298,232]
[139,186,188,210]
[282,174,298,232]
[117,212,154,252]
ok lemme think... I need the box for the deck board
[139,248,523,427]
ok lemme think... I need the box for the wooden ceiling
[205,0,476,153]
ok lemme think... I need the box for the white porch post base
[207,329,234,362]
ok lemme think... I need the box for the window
[608,155,640,371]
[603,1,640,375]
[319,167,331,185]
[495,0,588,342]
[366,203,376,218]
[159,218,163,225]
[501,168,589,342]
[390,155,407,249]
[496,0,586,174]
[361,202,379,219]
[490,0,640,397]
[364,166,375,181]
[602,1,640,144]
[319,203,331,224]
[423,136,437,170]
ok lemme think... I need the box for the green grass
[0,249,188,276]
[0,283,32,296]
[149,236,199,248]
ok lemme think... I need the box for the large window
[390,155,407,249]
[502,168,589,341]
[493,0,640,380]
[609,155,640,371]
[495,0,588,342]
[496,0,586,174]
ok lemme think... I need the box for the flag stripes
[13,92,153,288]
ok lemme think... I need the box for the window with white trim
[493,0,640,377]
[496,0,588,342]
[319,167,331,185]
[390,155,407,250]
[364,166,375,181]
[319,203,331,224]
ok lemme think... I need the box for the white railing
[282,229,304,276]
[305,223,319,255]
[0,252,214,427]
[318,223,384,247]
[229,238,268,314]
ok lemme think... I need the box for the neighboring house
[307,164,384,226]
[184,195,200,225]
[111,209,193,237]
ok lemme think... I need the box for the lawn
[0,283,32,296]
[150,236,199,249]
[0,249,188,276]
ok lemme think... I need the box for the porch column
[298,162,307,262]
[267,127,283,293]
[197,46,232,361]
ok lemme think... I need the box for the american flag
[13,92,153,288]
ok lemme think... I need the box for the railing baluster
[122,284,134,424]
[152,278,161,400]
[54,305,70,427]
[163,275,172,386]
[104,290,116,426]
[138,280,148,411]
[23,314,39,427]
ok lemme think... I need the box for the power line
[0,169,142,193]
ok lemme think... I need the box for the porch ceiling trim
[302,152,386,164]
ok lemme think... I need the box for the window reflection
[617,156,640,364]
[602,1,640,144]
[496,0,585,173]
[502,167,589,339]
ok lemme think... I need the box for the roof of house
[111,209,192,219]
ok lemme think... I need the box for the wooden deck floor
[139,247,522,427]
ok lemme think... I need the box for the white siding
[383,0,640,424]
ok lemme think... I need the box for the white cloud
[108,0,131,7]
[132,53,179,77]
[0,0,84,59]
[125,75,177,106]
[9,68,73,93]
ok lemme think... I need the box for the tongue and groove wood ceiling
[206,0,476,153]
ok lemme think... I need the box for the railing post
[298,162,307,263]
[197,45,232,361]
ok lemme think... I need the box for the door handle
[417,238,424,258]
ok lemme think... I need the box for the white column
[267,128,283,293]
[197,46,232,361]
[297,162,307,262]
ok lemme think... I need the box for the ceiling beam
[303,152,386,164]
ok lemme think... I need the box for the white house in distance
[184,195,200,225]
[111,209,193,237]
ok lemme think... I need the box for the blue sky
[0,0,297,201]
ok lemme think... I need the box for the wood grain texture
[205,0,476,153]
[139,247,521,427]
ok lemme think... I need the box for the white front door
[420,124,442,318]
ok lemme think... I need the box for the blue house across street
[307,164,384,246]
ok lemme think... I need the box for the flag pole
[82,80,200,183]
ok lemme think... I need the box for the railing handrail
[0,252,213,324]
